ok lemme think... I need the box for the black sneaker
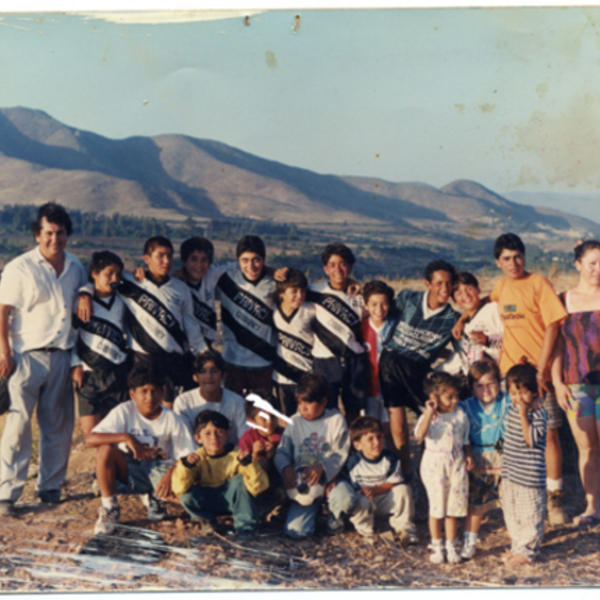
[142,493,167,521]
[0,500,16,517]
[36,489,61,504]
[326,514,345,535]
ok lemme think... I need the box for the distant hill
[1,106,599,245]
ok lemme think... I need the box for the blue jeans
[179,474,258,532]
[284,498,323,539]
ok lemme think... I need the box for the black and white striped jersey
[118,272,207,357]
[71,293,129,371]
[216,267,276,369]
[272,302,316,385]
[186,265,226,344]
[306,281,365,359]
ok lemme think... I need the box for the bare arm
[537,320,560,383]
[518,404,533,447]
[550,335,571,411]
[85,431,153,460]
[414,401,436,441]
[0,304,14,378]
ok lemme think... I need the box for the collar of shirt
[34,245,72,280]
[422,291,448,320]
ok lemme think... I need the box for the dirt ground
[0,412,599,593]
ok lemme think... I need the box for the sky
[1,2,600,197]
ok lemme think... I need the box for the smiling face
[193,360,224,396]
[130,383,163,420]
[197,422,229,456]
[472,372,500,406]
[425,270,453,310]
[508,382,535,407]
[323,254,352,291]
[496,249,526,280]
[92,264,122,298]
[279,285,306,314]
[453,283,481,315]
[353,430,385,461]
[35,217,68,262]
[183,249,211,283]
[366,293,391,327]
[239,251,265,282]
[576,248,600,288]
[144,245,174,280]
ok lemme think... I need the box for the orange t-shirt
[490,273,567,375]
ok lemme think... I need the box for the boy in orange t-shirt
[489,233,568,525]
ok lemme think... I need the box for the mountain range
[1,106,599,247]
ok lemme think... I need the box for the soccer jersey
[462,392,511,448]
[384,290,460,364]
[306,281,365,359]
[72,293,129,372]
[344,449,403,490]
[216,267,277,369]
[502,403,547,489]
[92,400,196,461]
[272,302,316,385]
[118,272,206,357]
[173,387,248,445]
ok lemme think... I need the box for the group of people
[0,202,599,570]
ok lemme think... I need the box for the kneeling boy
[172,411,269,539]
[86,364,196,535]
[329,416,417,544]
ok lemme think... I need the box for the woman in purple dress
[551,240,600,526]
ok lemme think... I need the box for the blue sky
[1,3,600,197]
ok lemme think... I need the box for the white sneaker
[446,539,462,564]
[94,505,120,535]
[461,541,477,560]
[429,542,445,564]
[142,493,167,521]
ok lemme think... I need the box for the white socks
[429,539,444,564]
[101,495,118,510]
[547,478,563,492]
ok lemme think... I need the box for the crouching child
[172,411,269,539]
[328,416,418,545]
[86,364,196,535]
[274,373,350,539]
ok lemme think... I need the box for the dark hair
[349,415,383,443]
[181,236,214,265]
[144,236,173,256]
[193,349,227,374]
[363,280,394,304]
[127,362,166,391]
[88,251,124,283]
[467,360,501,389]
[193,409,230,436]
[423,371,461,398]
[296,372,329,404]
[574,239,600,263]
[452,271,479,295]
[423,260,456,283]
[236,235,266,259]
[321,243,356,267]
[506,363,538,395]
[245,396,278,421]
[276,268,308,298]
[493,233,525,259]
[31,202,73,237]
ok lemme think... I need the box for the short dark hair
[423,371,461,398]
[276,268,308,298]
[236,235,266,259]
[349,415,383,443]
[144,236,173,256]
[31,202,72,237]
[321,243,356,267]
[245,396,278,421]
[193,409,230,436]
[467,360,501,389]
[493,233,525,259]
[88,251,124,283]
[362,280,394,304]
[181,236,214,264]
[296,372,329,404]
[506,363,538,395]
[574,239,600,263]
[193,349,227,374]
[452,271,479,295]
[127,362,166,391]
[423,260,456,283]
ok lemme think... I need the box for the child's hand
[252,439,266,458]
[425,399,438,414]
[262,439,275,458]
[70,366,84,389]
[469,330,488,346]
[133,266,146,282]
[347,280,361,297]
[282,465,298,489]
[361,486,375,499]
[76,294,93,323]
[452,319,465,340]
[464,455,474,471]
[273,267,289,282]
[147,446,167,461]
[185,452,202,465]
[325,480,337,498]
[126,437,153,461]
[238,447,253,466]
[302,462,324,486]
